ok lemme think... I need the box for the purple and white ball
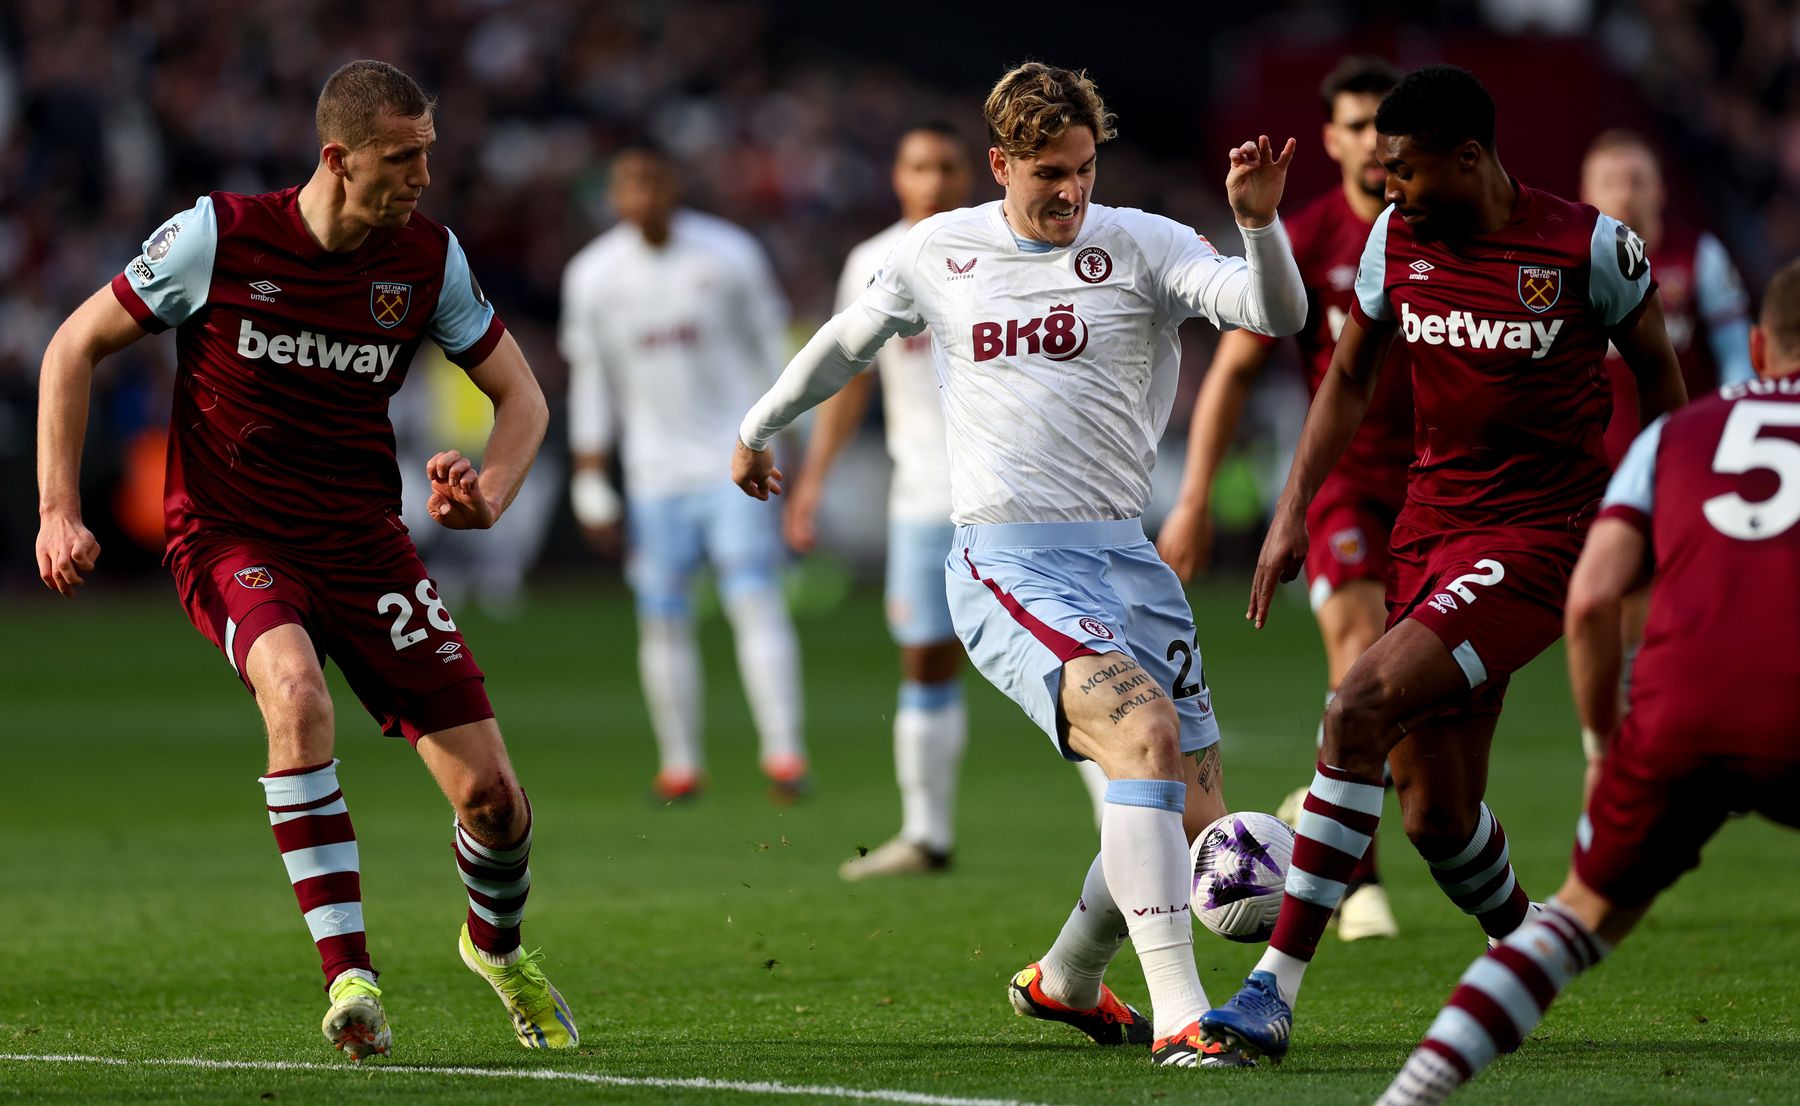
[1190,811,1295,942]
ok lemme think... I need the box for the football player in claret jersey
[1377,260,1800,1106]
[33,61,575,1059]
[734,62,1307,1067]
[1160,55,1408,942]
[1205,65,1687,1064]
[561,143,807,804]
[783,123,980,879]
[1576,129,1756,799]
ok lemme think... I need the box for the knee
[1323,675,1402,759]
[1097,704,1184,780]
[452,775,525,845]
[259,666,333,740]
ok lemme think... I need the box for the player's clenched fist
[1247,501,1308,629]
[425,449,498,529]
[35,512,101,598]
[731,439,783,501]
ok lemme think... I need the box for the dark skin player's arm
[1611,290,1687,424]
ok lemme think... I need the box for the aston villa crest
[370,282,412,329]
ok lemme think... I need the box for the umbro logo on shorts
[234,566,274,589]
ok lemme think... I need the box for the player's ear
[988,147,1009,188]
[1458,139,1483,172]
[1750,324,1769,379]
[320,141,353,180]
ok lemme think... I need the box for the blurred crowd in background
[3,0,1796,599]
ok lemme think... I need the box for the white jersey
[743,200,1306,525]
[563,209,789,498]
[838,221,952,522]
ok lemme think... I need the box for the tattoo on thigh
[1107,684,1166,724]
[1192,745,1220,793]
[1075,657,1139,696]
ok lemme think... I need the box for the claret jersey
[1352,183,1653,529]
[744,200,1304,526]
[111,188,504,555]
[1253,187,1415,495]
[1600,376,1800,752]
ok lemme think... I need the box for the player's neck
[1470,169,1519,237]
[298,169,376,253]
[636,219,673,248]
[1340,181,1384,224]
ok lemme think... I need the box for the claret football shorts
[1386,513,1583,716]
[168,524,492,744]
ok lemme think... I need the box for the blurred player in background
[1575,129,1756,799]
[735,61,1307,1067]
[34,60,575,1059]
[784,123,978,878]
[1159,55,1407,942]
[1206,64,1686,1065]
[562,143,808,803]
[1377,259,1800,1106]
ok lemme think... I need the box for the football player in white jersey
[734,62,1307,1067]
[562,144,808,803]
[784,123,977,879]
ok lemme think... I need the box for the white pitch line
[0,1053,1068,1106]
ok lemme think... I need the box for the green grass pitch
[3,577,1795,1105]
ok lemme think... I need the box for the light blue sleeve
[1694,232,1755,386]
[1588,213,1654,329]
[1601,413,1668,516]
[1353,207,1394,322]
[426,228,498,356]
[122,196,218,327]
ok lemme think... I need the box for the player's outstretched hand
[1247,502,1308,629]
[732,439,783,501]
[1156,500,1213,582]
[1226,135,1298,229]
[35,511,101,598]
[426,449,498,530]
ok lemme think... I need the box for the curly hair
[1374,64,1495,152]
[315,59,436,151]
[983,62,1117,159]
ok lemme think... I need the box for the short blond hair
[1763,257,1800,360]
[983,62,1117,159]
[316,59,436,151]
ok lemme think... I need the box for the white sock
[1101,780,1209,1037]
[638,613,703,775]
[1037,851,1128,1009]
[1253,947,1309,1007]
[723,586,805,765]
[1075,758,1108,830]
[895,680,966,853]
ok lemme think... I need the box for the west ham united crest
[1517,266,1561,314]
[370,282,412,329]
[234,565,274,590]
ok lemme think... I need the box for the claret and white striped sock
[259,759,372,986]
[1424,803,1533,940]
[1254,761,1384,1004]
[454,810,533,966]
[1377,901,1610,1106]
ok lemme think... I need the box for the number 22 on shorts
[377,579,457,650]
